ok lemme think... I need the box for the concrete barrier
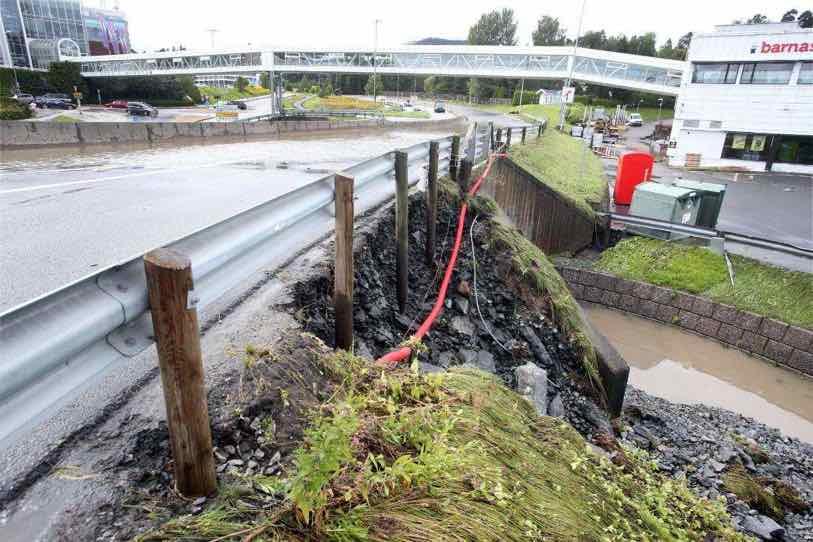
[0,115,466,149]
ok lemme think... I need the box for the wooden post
[489,123,495,151]
[521,127,527,144]
[450,135,461,181]
[459,158,472,195]
[143,249,216,498]
[506,128,512,150]
[538,124,543,138]
[334,174,354,351]
[395,150,409,314]
[426,142,439,266]
[496,128,503,148]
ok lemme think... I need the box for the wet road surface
[0,128,453,312]
[584,303,813,443]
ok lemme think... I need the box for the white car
[627,113,643,127]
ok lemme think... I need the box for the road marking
[0,159,262,195]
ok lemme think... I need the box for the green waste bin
[628,182,701,240]
[672,179,726,229]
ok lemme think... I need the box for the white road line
[0,159,265,195]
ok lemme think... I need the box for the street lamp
[637,99,643,113]
[559,0,587,131]
[372,19,382,105]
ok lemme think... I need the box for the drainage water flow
[583,304,813,444]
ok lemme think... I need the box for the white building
[668,23,813,174]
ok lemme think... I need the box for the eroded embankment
[42,177,810,541]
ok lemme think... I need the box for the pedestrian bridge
[70,45,686,96]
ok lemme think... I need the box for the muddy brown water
[583,304,813,444]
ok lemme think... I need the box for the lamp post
[558,0,587,131]
[372,19,381,105]
[637,99,643,113]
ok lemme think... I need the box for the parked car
[43,98,76,110]
[228,100,248,110]
[627,113,643,127]
[434,101,446,113]
[127,102,158,117]
[13,93,34,105]
[35,93,72,107]
[105,100,129,109]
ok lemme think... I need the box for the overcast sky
[89,1,801,52]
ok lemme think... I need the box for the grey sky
[89,1,801,52]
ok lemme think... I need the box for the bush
[318,83,333,98]
[0,98,33,120]
[512,89,537,106]
[566,103,587,124]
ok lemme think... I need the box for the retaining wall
[556,265,813,377]
[480,158,597,255]
[0,117,465,149]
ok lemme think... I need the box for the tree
[736,13,770,24]
[468,8,517,46]
[799,10,813,27]
[234,76,249,92]
[259,72,271,89]
[673,32,693,60]
[532,15,567,46]
[658,39,675,59]
[46,62,86,95]
[178,76,202,103]
[579,30,608,50]
[364,74,383,96]
[781,8,799,22]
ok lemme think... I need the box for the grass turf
[484,104,607,220]
[596,237,813,328]
[199,85,270,102]
[141,344,746,542]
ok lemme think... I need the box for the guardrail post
[521,127,527,144]
[505,128,512,150]
[450,135,461,181]
[538,124,543,138]
[496,128,503,149]
[143,249,217,498]
[489,123,495,150]
[459,158,473,195]
[395,150,409,314]
[426,141,439,266]
[334,173,354,351]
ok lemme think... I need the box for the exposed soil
[50,334,339,541]
[291,192,611,437]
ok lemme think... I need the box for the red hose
[375,152,504,367]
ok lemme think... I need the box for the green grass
[495,105,606,220]
[52,114,81,123]
[282,93,306,109]
[300,95,428,118]
[142,344,746,542]
[596,237,813,328]
[199,85,270,102]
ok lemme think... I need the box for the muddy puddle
[583,304,813,443]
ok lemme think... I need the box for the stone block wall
[556,265,813,377]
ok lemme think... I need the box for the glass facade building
[1,0,30,67]
[83,6,129,56]
[1,0,128,69]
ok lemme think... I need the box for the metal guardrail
[607,213,721,240]
[0,136,454,443]
[607,212,813,273]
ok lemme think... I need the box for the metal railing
[0,136,455,443]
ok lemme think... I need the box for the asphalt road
[0,128,453,312]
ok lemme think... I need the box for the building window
[692,63,740,84]
[709,121,723,129]
[722,133,772,162]
[799,63,813,85]
[683,119,700,128]
[776,136,813,165]
[740,62,794,85]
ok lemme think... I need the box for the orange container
[614,152,654,205]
